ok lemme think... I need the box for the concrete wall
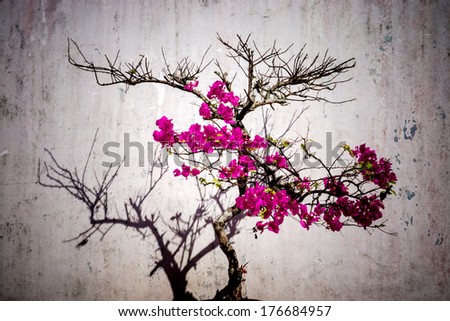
[0,0,448,300]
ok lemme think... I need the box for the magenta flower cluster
[219,155,256,179]
[236,179,387,233]
[184,80,239,124]
[173,164,200,179]
[199,103,212,119]
[154,119,267,153]
[325,195,385,231]
[152,116,176,147]
[235,183,321,233]
[235,143,397,233]
[154,80,397,234]
[183,80,199,92]
[206,81,239,124]
[266,152,288,168]
[352,144,397,188]
[323,177,348,197]
[153,81,267,179]
[207,80,240,107]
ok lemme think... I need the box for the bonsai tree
[41,35,397,300]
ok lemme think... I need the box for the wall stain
[398,186,417,200]
[435,234,444,246]
[8,24,25,50]
[402,119,417,140]
[378,19,393,52]
[434,105,447,129]
[0,95,19,120]
[402,216,414,231]
[200,0,219,8]
[406,190,416,200]
[427,230,444,247]
[393,129,399,142]
[435,105,446,120]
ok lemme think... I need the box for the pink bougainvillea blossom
[173,164,201,179]
[323,177,349,197]
[351,144,397,188]
[219,159,245,179]
[217,103,235,124]
[207,80,226,100]
[222,92,240,107]
[205,80,240,123]
[236,183,316,233]
[323,207,343,232]
[153,116,177,147]
[297,177,311,191]
[266,152,288,168]
[153,114,267,154]
[245,135,267,149]
[152,80,397,235]
[199,102,212,119]
[238,155,256,171]
[219,155,256,179]
[184,80,199,91]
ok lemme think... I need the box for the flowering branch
[67,35,397,300]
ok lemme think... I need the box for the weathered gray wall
[0,0,448,300]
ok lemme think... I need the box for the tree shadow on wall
[37,132,242,300]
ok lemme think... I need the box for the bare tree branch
[67,38,213,98]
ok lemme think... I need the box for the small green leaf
[264,187,276,194]
[281,140,290,148]
[213,177,222,188]
[267,136,277,145]
[259,207,270,219]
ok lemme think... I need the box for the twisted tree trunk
[213,205,243,300]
